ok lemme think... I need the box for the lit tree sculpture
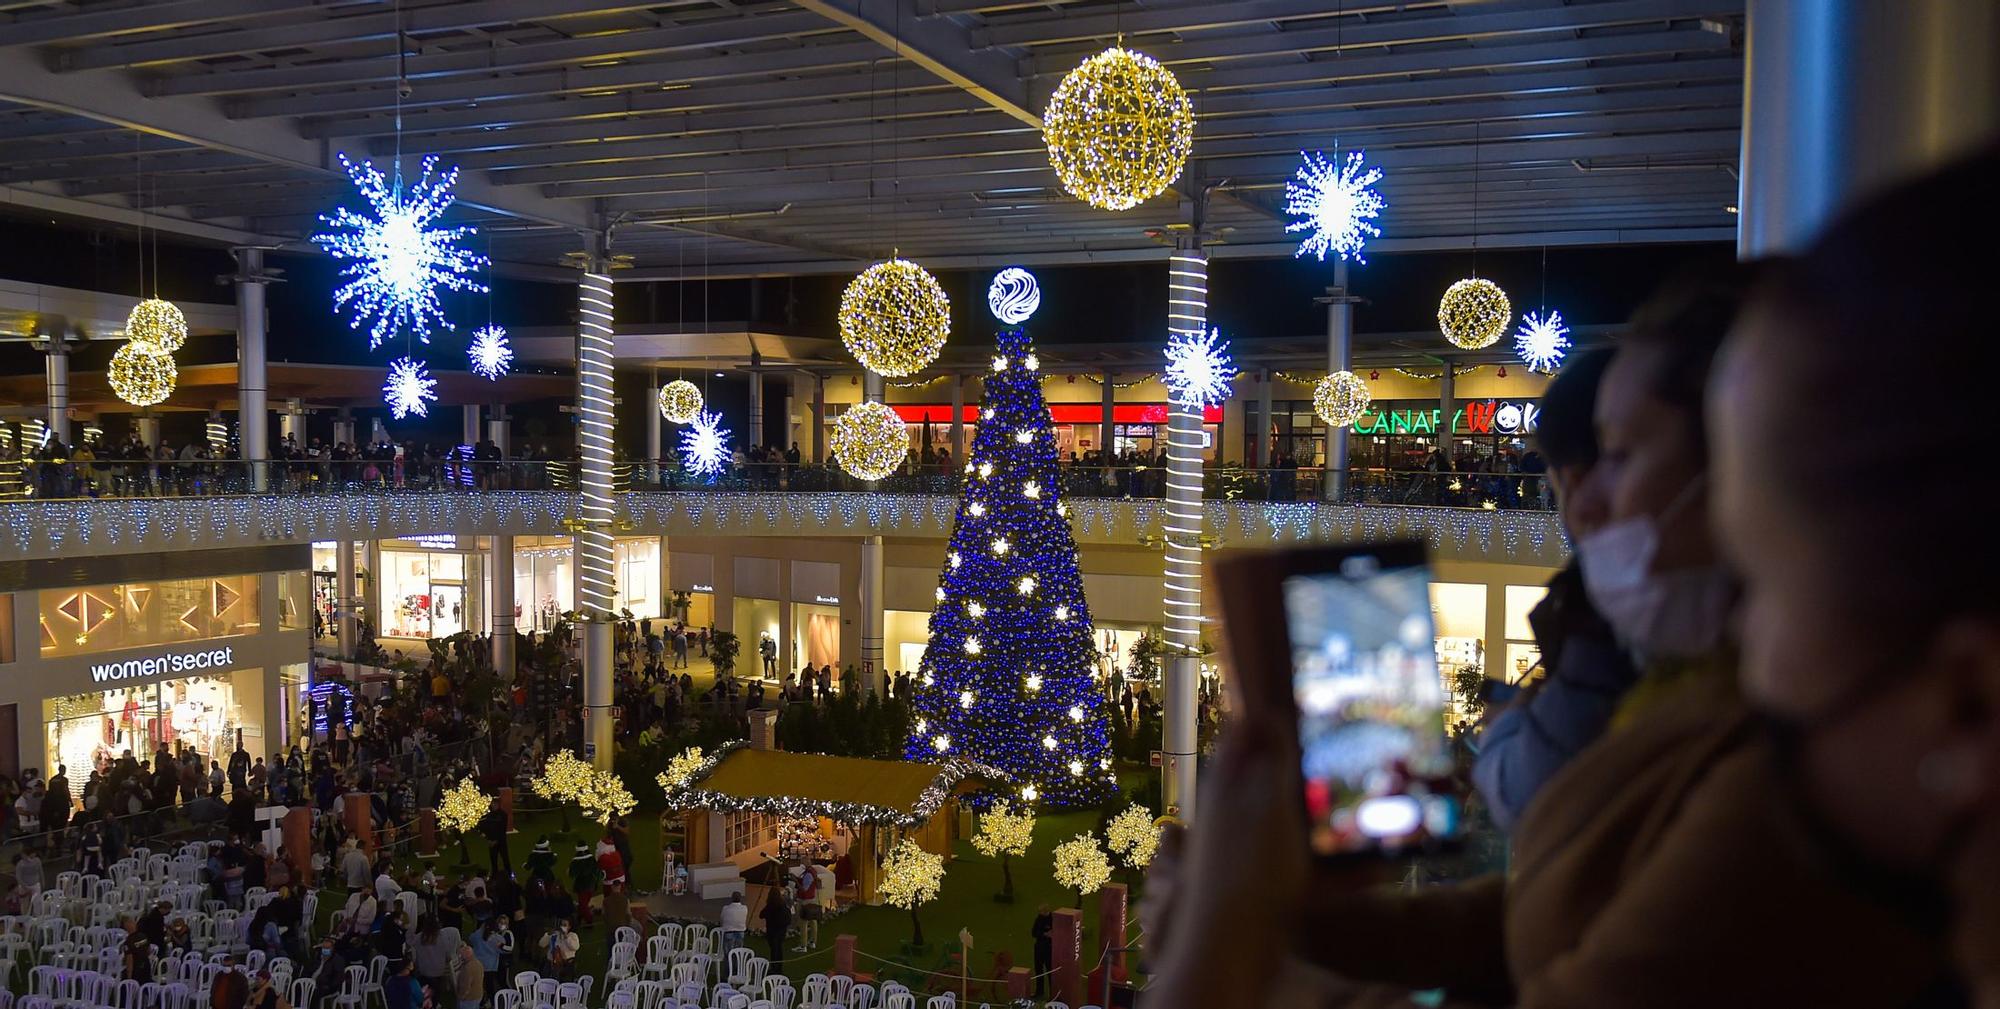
[1051,832,1112,906]
[904,319,1115,807]
[435,777,492,863]
[877,838,946,949]
[971,799,1037,902]
[1104,803,1162,883]
[532,749,593,830]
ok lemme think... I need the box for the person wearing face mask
[1472,348,1639,832]
[1143,261,1949,1009]
[1710,147,1999,1007]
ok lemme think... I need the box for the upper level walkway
[0,460,1568,566]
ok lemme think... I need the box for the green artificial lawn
[317,792,1148,999]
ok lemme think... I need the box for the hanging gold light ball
[108,341,177,407]
[838,258,951,377]
[1312,370,1372,427]
[1043,46,1194,212]
[125,298,188,353]
[1438,278,1512,350]
[658,380,703,425]
[831,400,909,481]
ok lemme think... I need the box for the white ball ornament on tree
[108,341,177,407]
[987,267,1041,325]
[832,400,909,481]
[839,258,951,377]
[1312,370,1372,428]
[1438,277,1512,350]
[1043,46,1194,212]
[658,379,704,425]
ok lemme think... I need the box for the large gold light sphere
[1438,278,1512,350]
[658,380,703,425]
[839,258,951,377]
[831,400,910,481]
[125,298,188,353]
[108,341,177,407]
[1313,370,1372,428]
[1043,46,1194,212]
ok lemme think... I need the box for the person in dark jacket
[480,808,511,877]
[760,888,793,977]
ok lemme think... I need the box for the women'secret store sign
[1351,400,1540,436]
[89,645,236,684]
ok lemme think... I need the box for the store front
[888,404,1223,462]
[790,560,843,673]
[45,664,264,791]
[668,551,716,631]
[378,536,486,640]
[615,537,663,619]
[1245,397,1542,472]
[514,536,573,634]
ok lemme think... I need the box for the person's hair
[1738,143,1998,627]
[1532,347,1613,470]
[1622,258,1764,449]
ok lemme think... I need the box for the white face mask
[1575,478,1734,660]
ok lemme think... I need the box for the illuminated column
[645,382,663,482]
[207,411,228,455]
[492,533,516,680]
[462,404,481,447]
[858,534,884,692]
[1161,242,1207,819]
[811,374,826,463]
[280,399,305,443]
[747,353,764,453]
[574,257,618,771]
[331,410,355,451]
[41,337,70,445]
[1438,365,1456,463]
[135,415,161,453]
[232,246,273,488]
[1323,259,1354,500]
[336,539,357,659]
[1740,0,1998,257]
[948,374,965,463]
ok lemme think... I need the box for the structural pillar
[858,535,884,693]
[747,352,764,453]
[574,244,619,771]
[41,337,70,446]
[462,404,481,446]
[332,410,356,450]
[280,399,304,444]
[135,414,161,454]
[487,409,511,456]
[1099,371,1116,462]
[1324,260,1355,500]
[1438,365,1456,464]
[1255,371,1273,469]
[492,533,517,680]
[207,410,228,456]
[645,381,663,482]
[810,374,826,463]
[335,539,358,659]
[1160,241,1208,820]
[1740,0,1999,257]
[231,246,273,489]
[948,374,965,464]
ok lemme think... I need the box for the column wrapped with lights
[903,306,1114,808]
[574,265,618,770]
[1160,244,1220,819]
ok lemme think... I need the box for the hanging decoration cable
[113,136,179,408]
[1438,121,1510,350]
[1513,244,1569,373]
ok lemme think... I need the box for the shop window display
[379,547,479,639]
[45,672,256,799]
[515,541,574,634]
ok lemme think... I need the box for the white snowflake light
[679,409,732,477]
[988,267,1041,325]
[383,356,437,419]
[312,154,489,349]
[1025,673,1043,691]
[1164,326,1238,408]
[1284,150,1386,263]
[467,325,513,380]
[959,690,976,709]
[1515,310,1571,374]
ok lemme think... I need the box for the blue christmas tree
[905,309,1116,808]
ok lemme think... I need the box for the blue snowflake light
[1515,310,1571,374]
[1164,326,1238,409]
[680,409,732,477]
[312,153,489,349]
[383,356,437,419]
[467,325,513,380]
[1284,150,1386,263]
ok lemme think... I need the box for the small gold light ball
[831,400,909,481]
[108,341,177,407]
[1043,46,1194,212]
[839,258,952,377]
[1438,278,1512,350]
[125,298,188,353]
[1313,370,1371,427]
[658,380,703,425]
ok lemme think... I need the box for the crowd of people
[1144,147,2000,1008]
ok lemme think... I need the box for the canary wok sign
[1351,400,1539,436]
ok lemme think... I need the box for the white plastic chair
[606,941,639,983]
[827,976,853,1006]
[289,976,315,1009]
[924,995,954,1009]
[492,990,522,1009]
[847,983,875,1009]
[725,948,756,988]
[800,976,830,1009]
[880,994,914,1009]
[653,923,682,952]
[763,977,794,1009]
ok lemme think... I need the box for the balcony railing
[1,457,1555,511]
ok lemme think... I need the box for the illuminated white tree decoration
[987,267,1041,325]
[312,153,489,350]
[467,325,512,380]
[655,746,707,795]
[679,409,732,477]
[1284,150,1385,263]
[878,838,946,947]
[972,799,1037,901]
[1105,802,1162,871]
[1514,309,1571,374]
[1051,832,1112,901]
[382,356,437,419]
[1163,326,1238,408]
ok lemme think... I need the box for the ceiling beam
[0,53,595,232]
[0,0,300,48]
[794,0,1041,127]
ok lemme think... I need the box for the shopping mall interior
[0,1,1994,1006]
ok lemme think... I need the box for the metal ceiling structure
[0,0,1745,277]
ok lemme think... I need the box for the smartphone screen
[1281,554,1461,856]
